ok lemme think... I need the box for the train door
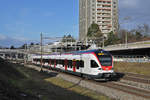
[49,59,51,69]
[54,59,56,68]
[65,59,68,71]
[73,60,76,72]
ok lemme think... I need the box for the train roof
[33,49,108,57]
[63,49,106,55]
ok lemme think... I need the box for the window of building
[107,1,111,4]
[97,1,102,3]
[92,13,95,15]
[97,4,101,6]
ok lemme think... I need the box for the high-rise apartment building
[79,0,118,41]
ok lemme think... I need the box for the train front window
[95,50,112,66]
[98,55,112,66]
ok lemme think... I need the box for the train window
[60,59,63,65]
[33,59,36,61]
[43,59,48,63]
[42,59,45,63]
[73,60,76,67]
[47,59,49,63]
[68,60,72,68]
[51,59,54,65]
[56,60,58,65]
[37,59,40,62]
[49,59,51,64]
[57,59,60,65]
[61,60,65,67]
[60,60,62,64]
[59,59,62,64]
[71,60,73,68]
[45,59,49,63]
[80,60,84,68]
[56,59,59,64]
[67,60,69,68]
[54,59,56,65]
[76,60,80,69]
[65,60,68,67]
[98,55,112,66]
[91,60,99,68]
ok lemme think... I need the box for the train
[32,49,115,79]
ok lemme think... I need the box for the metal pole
[125,32,128,48]
[24,44,27,65]
[40,32,43,71]
[103,36,105,48]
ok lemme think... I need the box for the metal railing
[104,40,150,51]
[113,55,150,63]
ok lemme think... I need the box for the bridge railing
[104,40,150,50]
[113,55,150,63]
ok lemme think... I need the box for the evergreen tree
[105,31,120,46]
[10,45,15,49]
[61,35,76,42]
[30,42,34,46]
[87,22,102,37]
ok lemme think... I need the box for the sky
[119,0,150,30]
[0,0,150,47]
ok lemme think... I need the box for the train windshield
[96,51,112,66]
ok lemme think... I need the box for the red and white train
[32,49,115,79]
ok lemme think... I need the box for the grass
[0,58,111,100]
[45,77,110,100]
[0,59,38,100]
[114,62,150,76]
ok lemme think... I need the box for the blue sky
[0,0,150,47]
[0,0,79,44]
[119,0,150,30]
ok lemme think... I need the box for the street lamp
[40,32,43,71]
[120,16,131,48]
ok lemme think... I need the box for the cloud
[12,36,29,42]
[119,0,150,30]
[0,34,28,47]
[0,34,7,40]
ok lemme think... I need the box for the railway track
[60,71,150,100]
[46,67,150,100]
[114,72,150,92]
[99,82,150,99]
[116,72,150,84]
[11,61,150,100]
